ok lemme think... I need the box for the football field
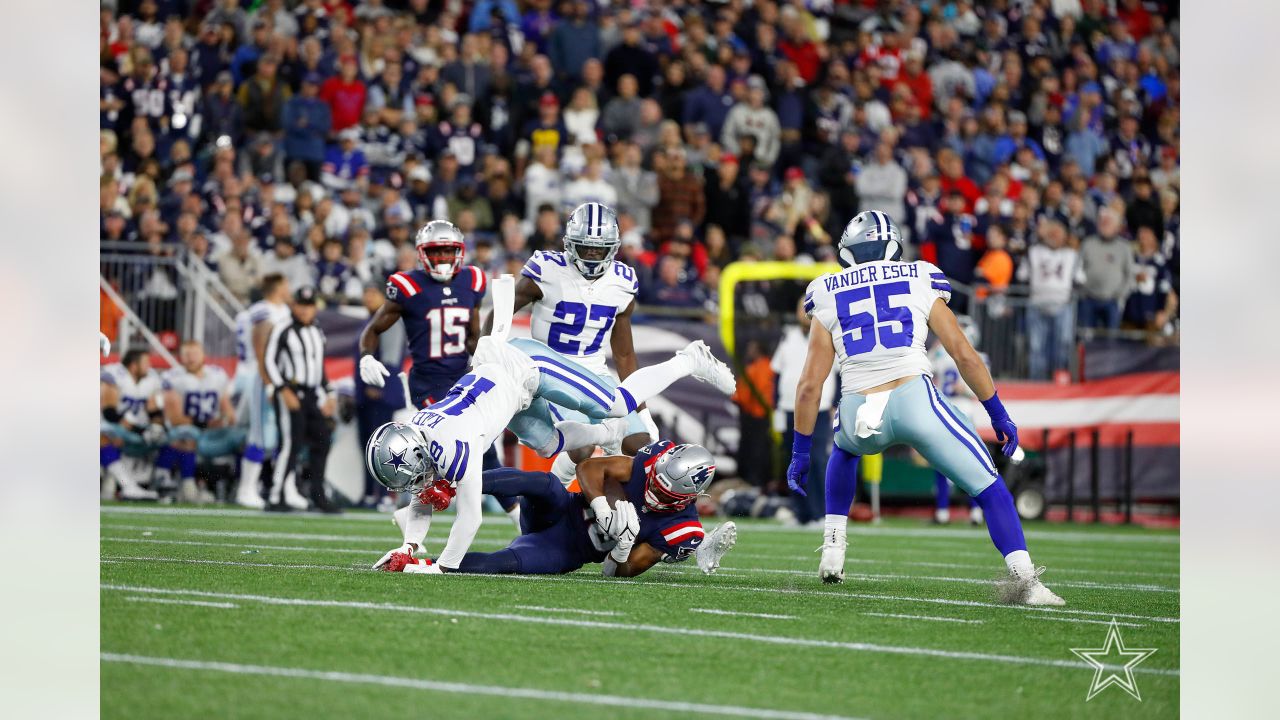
[100,504,1179,719]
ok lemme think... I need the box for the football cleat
[235,481,266,510]
[817,526,847,584]
[678,340,736,395]
[969,506,984,525]
[281,479,310,511]
[696,521,737,575]
[999,566,1066,606]
[403,560,444,574]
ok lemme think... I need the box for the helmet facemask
[419,241,465,282]
[642,444,717,512]
[566,238,619,279]
[564,202,620,279]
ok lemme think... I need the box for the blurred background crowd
[101,0,1179,382]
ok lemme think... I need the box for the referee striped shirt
[264,319,329,392]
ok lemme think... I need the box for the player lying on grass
[364,331,736,574]
[373,440,737,577]
[786,210,1064,605]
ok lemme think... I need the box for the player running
[100,349,164,500]
[231,273,291,509]
[786,211,1064,605]
[928,315,984,526]
[363,327,736,574]
[374,441,737,577]
[498,202,658,485]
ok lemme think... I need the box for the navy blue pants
[456,468,590,575]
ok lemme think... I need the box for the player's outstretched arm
[602,542,663,578]
[787,322,836,496]
[483,276,541,334]
[358,299,403,387]
[577,455,633,541]
[927,299,1019,455]
[434,468,484,571]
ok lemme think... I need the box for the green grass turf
[100,503,1179,719]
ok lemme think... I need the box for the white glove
[404,561,444,574]
[360,354,390,387]
[638,407,660,442]
[589,496,614,539]
[372,542,418,570]
[608,501,640,563]
[99,333,110,358]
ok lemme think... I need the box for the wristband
[981,392,1008,420]
[792,430,812,455]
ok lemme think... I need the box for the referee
[264,287,338,513]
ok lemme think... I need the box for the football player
[928,315,984,526]
[497,202,658,486]
[163,340,244,504]
[364,332,735,574]
[375,441,738,577]
[231,273,291,509]
[786,211,1063,605]
[100,349,164,500]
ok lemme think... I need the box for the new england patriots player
[786,211,1063,605]
[163,340,244,504]
[375,441,737,577]
[928,315,984,526]
[496,202,657,485]
[100,349,164,500]
[364,331,735,574]
[231,273,291,509]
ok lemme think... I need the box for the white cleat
[235,482,266,510]
[282,480,310,511]
[817,527,847,584]
[1001,566,1066,606]
[177,478,201,504]
[101,473,116,501]
[678,340,736,395]
[696,521,737,575]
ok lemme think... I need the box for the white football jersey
[101,363,163,426]
[234,300,291,367]
[163,365,232,426]
[521,250,639,376]
[928,345,990,402]
[806,260,951,393]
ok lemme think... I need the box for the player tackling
[786,210,1064,605]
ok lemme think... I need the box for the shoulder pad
[610,261,639,295]
[387,271,423,301]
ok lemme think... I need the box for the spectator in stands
[1020,219,1083,380]
[321,128,368,191]
[731,339,775,488]
[320,55,367,132]
[1125,175,1164,236]
[604,16,658,98]
[1078,209,1133,330]
[281,73,330,180]
[548,1,600,84]
[238,54,289,135]
[652,148,705,245]
[610,143,658,235]
[858,141,909,227]
[1124,226,1178,335]
[601,74,643,142]
[641,255,701,310]
[704,153,750,245]
[682,63,733,141]
[262,236,313,291]
[216,229,262,304]
[721,75,780,167]
[315,237,359,306]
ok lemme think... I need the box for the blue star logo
[383,449,409,472]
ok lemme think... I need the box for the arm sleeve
[435,460,483,569]
[399,493,434,546]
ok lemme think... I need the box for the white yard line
[1026,615,1145,628]
[99,583,1178,677]
[730,553,1181,580]
[100,554,1181,625]
[101,524,510,544]
[512,605,624,617]
[862,612,983,625]
[124,596,238,609]
[101,653,862,720]
[101,536,509,554]
[710,567,1178,594]
[690,608,798,620]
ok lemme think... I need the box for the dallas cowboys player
[163,340,243,504]
[786,210,1063,605]
[231,272,291,509]
[100,349,164,500]
[928,315,984,526]
[364,329,735,574]
[494,201,657,485]
[375,442,738,577]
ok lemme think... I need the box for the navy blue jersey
[386,266,486,399]
[620,440,706,564]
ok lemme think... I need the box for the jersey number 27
[547,301,616,355]
[836,281,914,356]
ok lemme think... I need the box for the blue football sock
[100,445,121,468]
[178,451,197,480]
[155,446,177,471]
[934,472,951,510]
[824,447,860,517]
[243,444,265,464]
[975,478,1027,556]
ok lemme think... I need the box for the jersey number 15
[425,307,470,358]
[836,281,914,356]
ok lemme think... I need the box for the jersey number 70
[835,281,914,356]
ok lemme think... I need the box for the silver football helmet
[415,219,466,282]
[838,210,903,267]
[563,202,620,279]
[365,422,435,492]
[644,443,717,512]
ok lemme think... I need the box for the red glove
[417,479,456,511]
[380,553,434,573]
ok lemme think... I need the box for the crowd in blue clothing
[99,0,1179,350]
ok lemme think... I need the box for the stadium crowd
[100,0,1179,381]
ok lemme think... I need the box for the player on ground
[363,330,735,574]
[100,349,164,500]
[163,340,243,504]
[497,202,658,485]
[928,315,984,525]
[375,441,737,577]
[231,273,291,509]
[786,211,1063,605]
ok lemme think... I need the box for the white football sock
[824,514,848,537]
[608,355,694,417]
[550,451,578,486]
[1004,549,1034,579]
[555,421,608,452]
[239,460,263,499]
